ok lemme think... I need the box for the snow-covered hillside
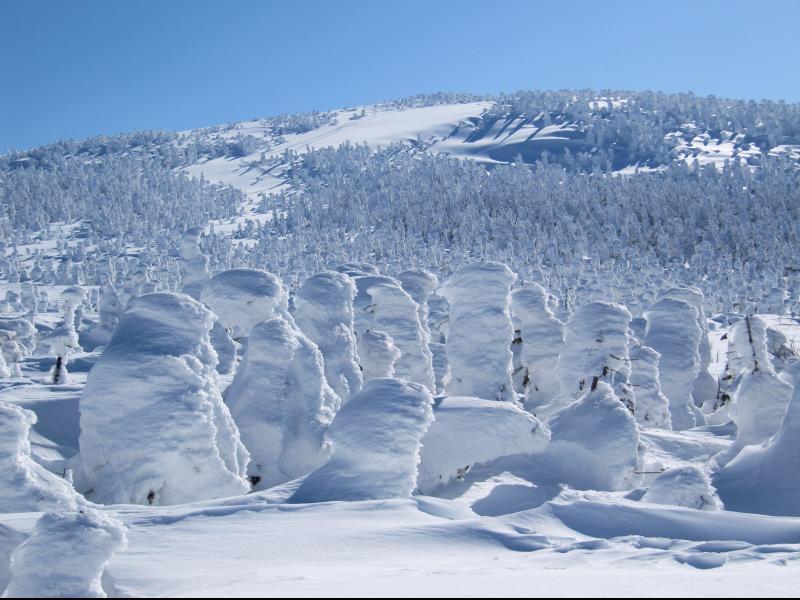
[2,89,800,596]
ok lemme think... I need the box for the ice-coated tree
[397,269,439,338]
[439,262,516,401]
[644,297,707,430]
[357,329,400,382]
[0,402,79,513]
[417,396,550,494]
[224,317,339,488]
[552,301,633,418]
[368,282,435,392]
[200,268,292,339]
[510,283,564,414]
[79,292,251,505]
[628,344,672,429]
[3,508,127,598]
[290,378,434,503]
[294,271,362,401]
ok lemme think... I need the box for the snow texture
[79,292,250,505]
[642,466,722,510]
[290,378,434,503]
[439,263,516,401]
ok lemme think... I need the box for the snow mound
[439,262,516,401]
[642,466,722,510]
[79,292,250,505]
[714,372,800,516]
[290,378,434,503]
[644,297,706,430]
[224,317,338,488]
[542,381,641,491]
[3,508,126,598]
[0,402,78,513]
[200,268,291,338]
[294,271,362,401]
[417,396,550,494]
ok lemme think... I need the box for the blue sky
[1,0,799,152]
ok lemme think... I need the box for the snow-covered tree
[290,378,434,503]
[79,292,250,505]
[294,271,362,401]
[439,263,516,401]
[224,317,339,488]
[628,344,672,429]
[642,466,722,510]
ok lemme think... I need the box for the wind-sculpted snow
[439,263,516,401]
[628,344,672,429]
[417,397,549,494]
[290,378,434,503]
[642,466,722,511]
[79,292,251,505]
[224,317,338,488]
[2,508,126,598]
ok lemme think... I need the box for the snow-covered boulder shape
[358,330,401,382]
[510,284,564,413]
[0,403,78,513]
[295,272,362,400]
[79,292,250,505]
[179,227,210,299]
[658,287,716,409]
[629,345,672,429]
[644,297,706,430]
[554,301,633,416]
[439,263,516,401]
[722,315,793,460]
[397,269,438,337]
[290,378,434,503]
[642,466,722,510]
[714,375,800,516]
[200,268,291,339]
[543,381,641,491]
[368,283,435,392]
[224,317,339,488]
[3,508,126,598]
[417,397,550,494]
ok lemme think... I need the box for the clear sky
[1,0,799,152]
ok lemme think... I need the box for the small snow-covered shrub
[290,378,434,503]
[3,508,126,598]
[417,396,549,493]
[642,466,722,510]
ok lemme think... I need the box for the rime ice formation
[642,466,722,510]
[438,262,516,401]
[644,298,706,430]
[179,227,210,300]
[629,345,672,429]
[290,378,434,503]
[224,317,339,488]
[79,292,250,505]
[294,271,362,401]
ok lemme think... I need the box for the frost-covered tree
[290,378,434,503]
[79,292,250,505]
[179,227,210,299]
[294,271,362,401]
[224,317,339,488]
[644,298,706,430]
[628,344,672,429]
[642,466,722,510]
[510,283,564,414]
[439,263,516,401]
[357,330,401,382]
